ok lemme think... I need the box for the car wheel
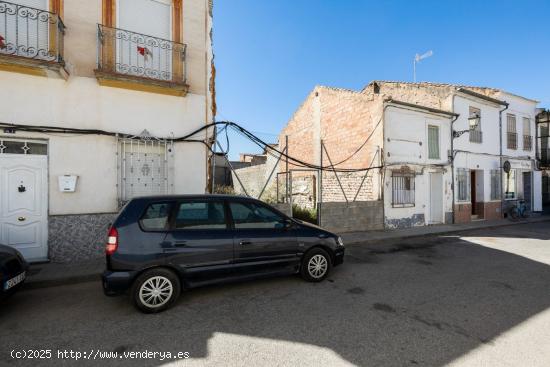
[132,268,181,313]
[301,248,332,282]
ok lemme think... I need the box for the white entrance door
[429,173,443,224]
[0,155,48,262]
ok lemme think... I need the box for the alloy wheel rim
[308,254,328,278]
[139,276,173,308]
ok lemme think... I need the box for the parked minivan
[102,195,345,313]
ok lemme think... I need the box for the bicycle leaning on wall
[507,199,529,221]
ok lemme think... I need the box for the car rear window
[140,202,172,231]
[175,201,227,230]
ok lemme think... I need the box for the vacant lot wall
[320,201,383,233]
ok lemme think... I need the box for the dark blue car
[102,195,345,313]
[0,244,28,300]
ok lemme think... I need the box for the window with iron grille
[117,131,174,206]
[0,139,47,155]
[428,125,440,159]
[391,172,415,207]
[456,168,470,202]
[490,170,501,200]
[507,114,517,150]
[469,107,482,143]
[522,117,532,151]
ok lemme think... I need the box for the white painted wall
[383,105,453,227]
[0,71,208,215]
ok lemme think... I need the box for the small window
[507,114,517,150]
[229,202,285,229]
[391,172,415,207]
[140,202,172,231]
[428,125,440,159]
[175,201,227,230]
[504,169,517,199]
[456,168,470,202]
[469,107,482,143]
[522,117,532,151]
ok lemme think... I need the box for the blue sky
[213,0,550,159]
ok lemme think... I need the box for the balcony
[0,1,65,77]
[94,25,188,97]
[469,129,482,143]
[507,132,517,150]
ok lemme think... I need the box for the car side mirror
[283,218,293,229]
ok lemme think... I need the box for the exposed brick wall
[278,86,383,202]
[454,203,472,223]
[321,171,376,202]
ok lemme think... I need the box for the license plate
[4,271,26,291]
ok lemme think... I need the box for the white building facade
[0,0,215,262]
[382,100,455,228]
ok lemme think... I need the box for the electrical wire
[0,120,384,173]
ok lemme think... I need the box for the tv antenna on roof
[413,50,433,82]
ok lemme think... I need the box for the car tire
[300,248,332,282]
[131,268,181,313]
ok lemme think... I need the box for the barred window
[490,170,501,200]
[507,114,517,150]
[428,125,440,159]
[522,117,532,151]
[469,107,482,143]
[117,131,174,206]
[456,168,470,202]
[392,172,415,207]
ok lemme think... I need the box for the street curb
[345,217,550,247]
[23,273,101,291]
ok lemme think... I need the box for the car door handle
[174,241,187,247]
[239,240,252,246]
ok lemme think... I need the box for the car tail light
[106,227,118,256]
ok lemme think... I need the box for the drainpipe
[451,93,459,224]
[499,103,509,217]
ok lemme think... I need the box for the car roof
[131,194,258,201]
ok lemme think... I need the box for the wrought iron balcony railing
[96,24,187,85]
[0,1,65,63]
[507,132,517,150]
[469,129,482,143]
[523,135,532,151]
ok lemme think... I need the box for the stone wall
[232,153,279,202]
[48,213,117,263]
[320,201,383,233]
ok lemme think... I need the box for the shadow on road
[1,224,550,366]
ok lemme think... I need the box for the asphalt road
[1,222,550,367]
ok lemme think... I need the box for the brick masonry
[454,203,472,224]
[48,213,117,263]
[485,201,503,220]
[320,200,384,233]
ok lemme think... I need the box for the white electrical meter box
[58,175,78,193]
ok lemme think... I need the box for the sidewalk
[342,215,550,245]
[24,215,550,290]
